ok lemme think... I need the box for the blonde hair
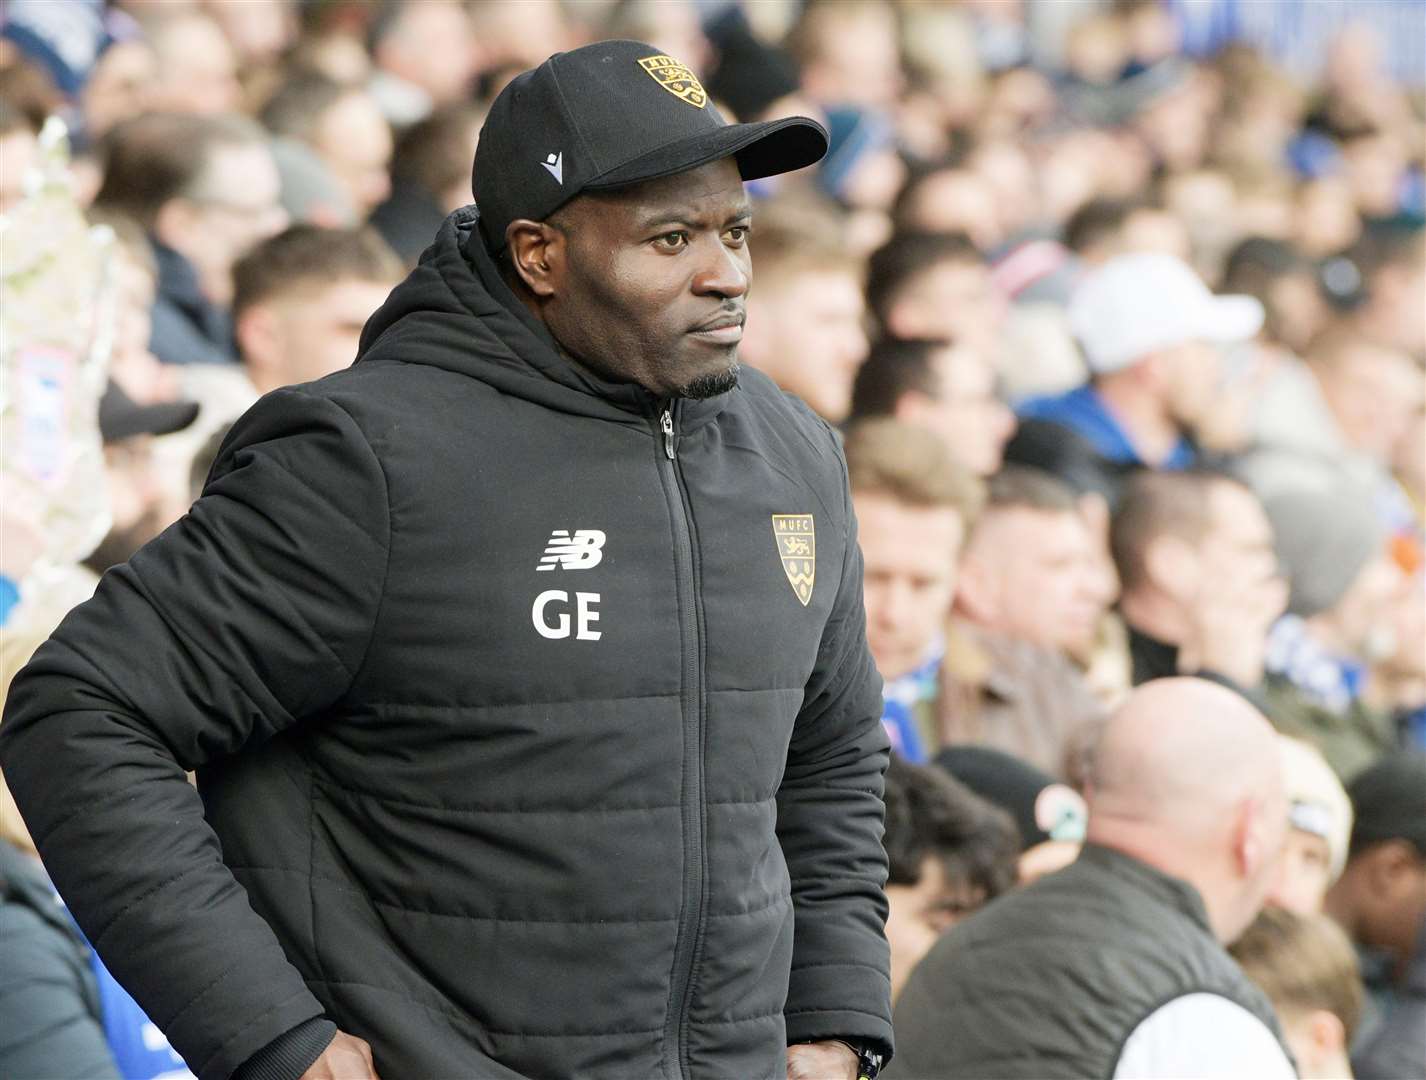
[1231,908,1364,1042]
[844,418,985,524]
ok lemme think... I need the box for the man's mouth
[689,312,745,344]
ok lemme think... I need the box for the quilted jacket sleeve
[0,388,389,1080]
[776,441,893,1060]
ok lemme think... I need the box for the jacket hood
[355,206,728,430]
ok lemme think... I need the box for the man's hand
[787,1040,859,1080]
[300,1032,380,1080]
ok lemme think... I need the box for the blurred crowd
[0,1,1423,1078]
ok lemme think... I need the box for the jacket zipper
[654,401,707,1080]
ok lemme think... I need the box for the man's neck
[1095,377,1184,467]
[1120,588,1189,648]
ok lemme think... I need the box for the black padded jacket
[0,207,893,1080]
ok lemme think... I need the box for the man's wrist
[232,1017,337,1080]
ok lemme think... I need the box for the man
[232,225,403,396]
[1268,736,1353,915]
[1111,470,1288,694]
[956,466,1116,660]
[1232,908,1366,1080]
[889,678,1296,1078]
[262,74,395,219]
[848,337,1016,478]
[1017,253,1265,495]
[865,232,1002,357]
[367,0,479,127]
[844,419,983,764]
[1324,752,1426,1080]
[142,10,242,117]
[882,757,1018,1003]
[1,43,892,1080]
[93,112,288,366]
[738,222,868,423]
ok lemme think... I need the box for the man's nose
[692,242,748,300]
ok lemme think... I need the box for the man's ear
[953,530,997,621]
[1366,839,1418,897]
[506,219,566,299]
[235,304,279,379]
[153,198,197,251]
[1303,1007,1346,1063]
[1142,533,1197,596]
[893,390,936,426]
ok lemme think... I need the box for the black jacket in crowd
[0,207,894,1080]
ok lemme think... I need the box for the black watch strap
[828,1039,883,1080]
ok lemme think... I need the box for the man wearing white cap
[1017,253,1264,478]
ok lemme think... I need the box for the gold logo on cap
[638,54,707,108]
[772,515,815,606]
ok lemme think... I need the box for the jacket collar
[1076,842,1215,936]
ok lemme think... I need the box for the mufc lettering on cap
[638,54,707,108]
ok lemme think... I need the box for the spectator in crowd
[83,381,198,577]
[937,745,1089,886]
[1240,454,1404,779]
[1017,253,1265,491]
[1111,469,1287,695]
[866,231,1003,356]
[93,112,287,366]
[232,224,402,396]
[1324,752,1426,1080]
[1232,907,1365,1080]
[261,72,393,219]
[882,756,1018,1002]
[141,11,241,117]
[848,337,1015,477]
[367,0,479,128]
[1220,235,1332,356]
[739,223,868,422]
[787,0,903,112]
[1269,735,1354,915]
[1307,327,1423,477]
[934,467,1110,777]
[370,102,483,263]
[893,158,1003,252]
[845,419,983,763]
[890,678,1294,1078]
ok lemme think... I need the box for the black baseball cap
[472,39,829,253]
[1346,751,1426,858]
[98,380,199,444]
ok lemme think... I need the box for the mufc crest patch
[638,54,708,108]
[772,515,815,606]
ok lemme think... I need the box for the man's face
[960,507,1113,653]
[748,271,868,421]
[904,345,1015,477]
[530,158,752,400]
[250,277,393,389]
[1316,342,1422,465]
[885,855,985,1000]
[1158,339,1225,430]
[186,143,289,280]
[889,258,1002,352]
[314,92,393,215]
[1267,828,1334,914]
[856,491,965,680]
[1198,480,1280,595]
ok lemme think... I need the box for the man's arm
[776,449,894,1066]
[0,388,389,1080]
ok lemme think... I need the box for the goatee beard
[679,362,740,400]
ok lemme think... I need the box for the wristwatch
[830,1039,883,1080]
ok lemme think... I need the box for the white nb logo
[537,529,605,571]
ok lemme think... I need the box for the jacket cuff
[232,1018,337,1080]
[785,1009,894,1064]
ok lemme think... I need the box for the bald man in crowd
[889,678,1297,1078]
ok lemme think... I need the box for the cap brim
[1197,294,1265,344]
[99,381,200,443]
[585,116,829,191]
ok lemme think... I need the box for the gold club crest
[772,515,815,606]
[638,54,708,108]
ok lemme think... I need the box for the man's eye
[654,231,690,250]
[724,225,750,245]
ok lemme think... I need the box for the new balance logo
[536,529,605,571]
[540,151,563,185]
